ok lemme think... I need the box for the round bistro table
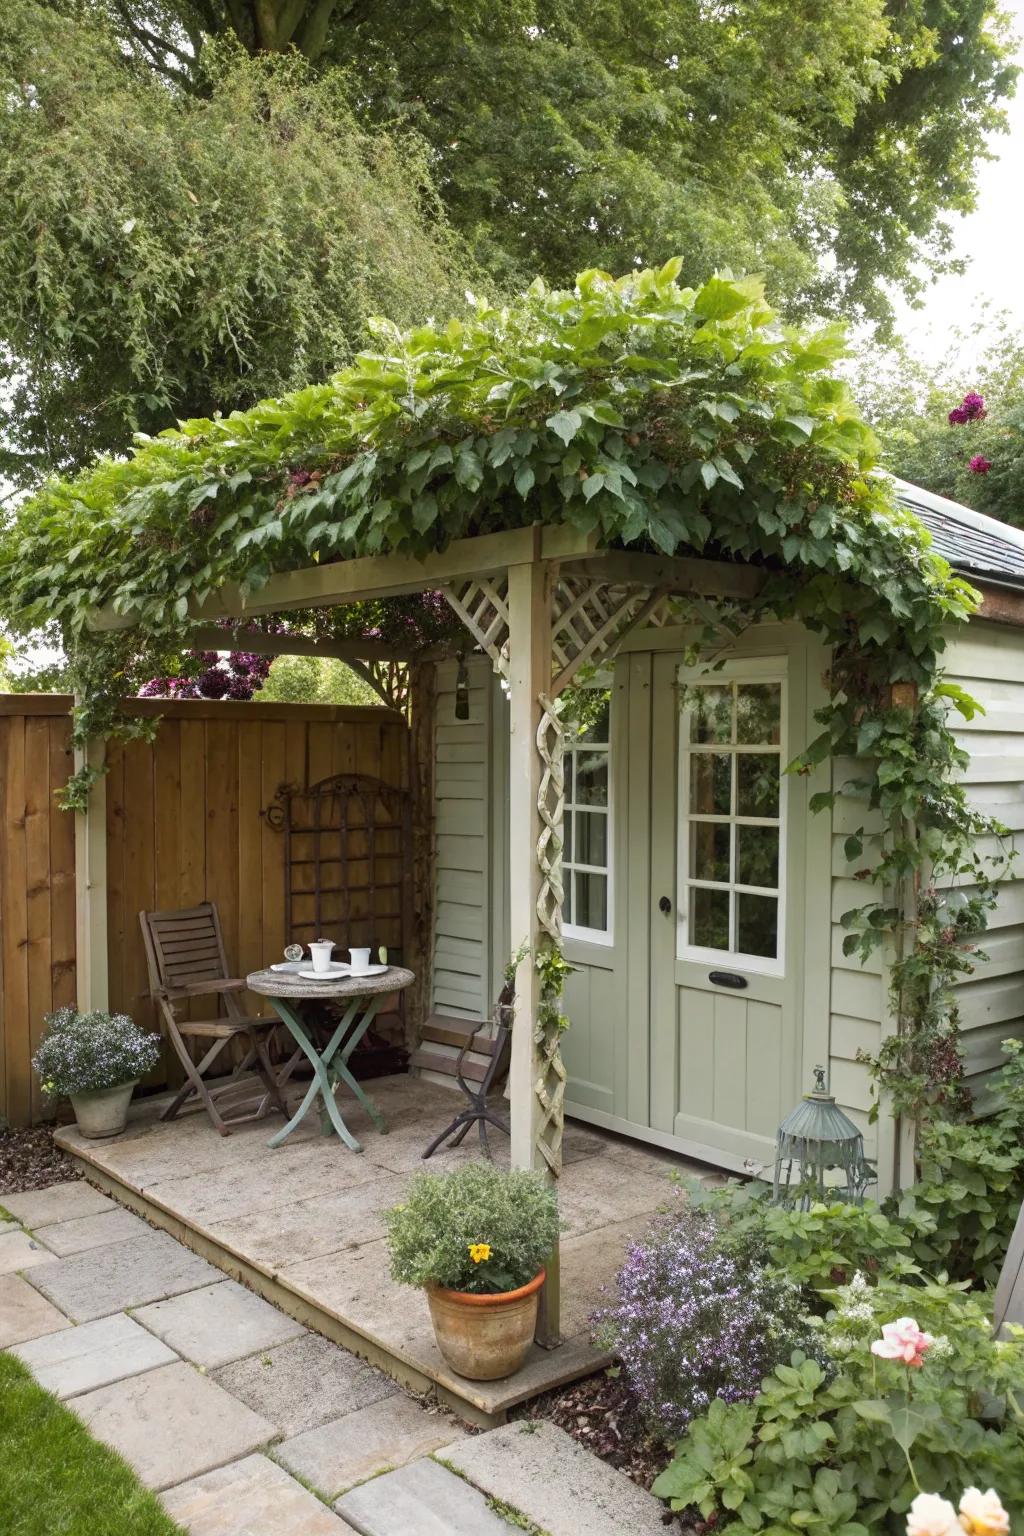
[247,966,414,1152]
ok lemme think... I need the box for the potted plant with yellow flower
[384,1161,559,1380]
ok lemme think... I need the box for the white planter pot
[69,1080,137,1139]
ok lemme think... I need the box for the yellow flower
[468,1242,492,1264]
[959,1488,1010,1536]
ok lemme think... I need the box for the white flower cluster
[32,1008,161,1098]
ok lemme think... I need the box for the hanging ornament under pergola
[772,1067,874,1208]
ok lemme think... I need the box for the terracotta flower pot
[70,1080,137,1139]
[425,1268,545,1381]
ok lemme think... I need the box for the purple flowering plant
[592,1205,818,1440]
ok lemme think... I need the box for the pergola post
[506,554,562,1346]
[73,734,109,1012]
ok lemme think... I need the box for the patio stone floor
[53,1073,713,1423]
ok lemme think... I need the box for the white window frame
[676,656,788,977]
[562,685,613,946]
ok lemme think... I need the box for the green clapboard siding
[430,658,493,1022]
[944,621,1024,1101]
[829,618,1024,1144]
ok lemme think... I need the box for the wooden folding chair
[415,982,514,1161]
[140,903,289,1136]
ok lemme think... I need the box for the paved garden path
[1,1179,667,1535]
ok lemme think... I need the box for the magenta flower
[871,1316,934,1368]
[969,454,992,474]
[949,391,986,425]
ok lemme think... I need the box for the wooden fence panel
[0,697,410,1127]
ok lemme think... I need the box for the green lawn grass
[0,1353,183,1536]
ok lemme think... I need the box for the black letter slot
[708,971,748,990]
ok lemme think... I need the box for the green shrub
[653,1276,1024,1532]
[893,1039,1024,1287]
[384,1161,559,1295]
[32,1008,161,1099]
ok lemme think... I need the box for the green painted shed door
[647,647,810,1171]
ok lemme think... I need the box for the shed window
[678,671,786,972]
[563,690,612,943]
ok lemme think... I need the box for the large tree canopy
[94,0,1018,321]
[0,2,470,485]
[2,0,1014,486]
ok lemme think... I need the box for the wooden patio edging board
[53,1125,611,1429]
[0,696,413,1128]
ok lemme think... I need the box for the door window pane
[736,825,779,889]
[689,685,732,744]
[692,886,730,950]
[737,893,778,958]
[575,753,609,806]
[575,811,608,867]
[737,753,779,817]
[575,872,608,932]
[690,821,731,883]
[735,683,781,745]
[690,754,731,816]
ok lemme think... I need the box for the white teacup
[349,947,372,975]
[309,940,335,973]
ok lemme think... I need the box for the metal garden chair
[416,981,514,1161]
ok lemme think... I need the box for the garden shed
[3,268,1024,1406]
[426,478,1024,1192]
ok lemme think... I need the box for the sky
[890,0,1024,365]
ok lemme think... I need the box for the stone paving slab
[0,1226,55,1274]
[72,1360,275,1492]
[443,1420,668,1536]
[26,1230,224,1322]
[211,1174,407,1271]
[2,1180,115,1227]
[213,1331,397,1438]
[134,1279,306,1369]
[558,1155,678,1238]
[0,1271,71,1348]
[10,1311,177,1398]
[336,1456,518,1536]
[34,1207,151,1257]
[162,1453,357,1535]
[144,1136,380,1228]
[275,1392,465,1499]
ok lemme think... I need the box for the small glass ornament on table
[271,943,306,973]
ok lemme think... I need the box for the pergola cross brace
[442,571,673,696]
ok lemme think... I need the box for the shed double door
[558,627,827,1173]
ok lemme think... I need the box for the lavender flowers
[593,1206,816,1440]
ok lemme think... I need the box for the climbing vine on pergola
[0,260,1011,1124]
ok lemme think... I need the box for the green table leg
[267,998,367,1151]
[334,996,387,1134]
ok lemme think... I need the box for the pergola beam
[185,626,426,663]
[89,526,600,632]
[561,550,764,601]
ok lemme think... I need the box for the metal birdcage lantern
[772,1067,874,1208]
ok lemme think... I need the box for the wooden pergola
[79,524,763,1340]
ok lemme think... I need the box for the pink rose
[871,1316,934,1368]
[906,1492,960,1536]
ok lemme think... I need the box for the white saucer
[270,960,305,972]
[298,963,390,981]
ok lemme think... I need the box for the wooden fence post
[73,735,109,1012]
